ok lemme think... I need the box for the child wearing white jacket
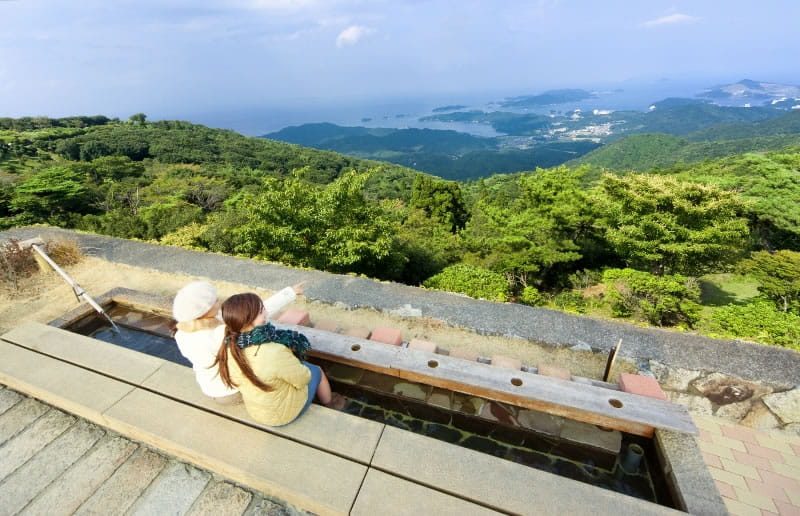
[172,281,304,405]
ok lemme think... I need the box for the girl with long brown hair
[216,292,341,426]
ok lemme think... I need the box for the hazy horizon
[2,1,799,135]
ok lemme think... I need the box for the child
[216,292,341,426]
[172,281,304,405]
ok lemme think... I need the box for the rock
[740,401,783,432]
[667,392,713,415]
[714,400,754,422]
[761,388,800,425]
[649,361,702,392]
[386,304,422,317]
[569,342,592,352]
[691,372,772,406]
[783,423,800,437]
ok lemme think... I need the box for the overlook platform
[0,227,798,515]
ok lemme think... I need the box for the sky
[1,0,799,126]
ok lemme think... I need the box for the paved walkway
[0,386,305,516]
[694,415,800,516]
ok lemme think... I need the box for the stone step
[126,461,211,516]
[186,479,253,516]
[74,447,169,516]
[20,434,138,515]
[0,408,75,480]
[0,387,23,416]
[0,396,51,448]
[0,419,104,516]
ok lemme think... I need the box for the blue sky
[1,0,798,121]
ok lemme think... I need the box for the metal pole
[18,237,120,333]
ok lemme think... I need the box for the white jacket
[175,286,297,398]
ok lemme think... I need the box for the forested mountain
[265,102,798,181]
[568,111,800,170]
[2,114,799,350]
[264,123,599,180]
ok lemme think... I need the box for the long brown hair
[215,293,273,392]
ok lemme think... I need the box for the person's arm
[274,346,312,389]
[262,282,304,317]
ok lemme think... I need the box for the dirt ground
[0,256,623,380]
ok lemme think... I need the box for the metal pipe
[18,237,120,334]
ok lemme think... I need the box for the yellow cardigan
[228,342,312,426]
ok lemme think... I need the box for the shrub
[423,264,509,302]
[44,238,82,266]
[550,290,588,314]
[568,269,603,290]
[159,222,208,250]
[708,299,800,351]
[603,268,701,327]
[518,286,545,306]
[0,239,38,289]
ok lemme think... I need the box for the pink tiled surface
[618,373,667,401]
[694,415,800,516]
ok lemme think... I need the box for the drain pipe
[18,237,120,334]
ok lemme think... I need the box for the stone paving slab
[6,321,385,466]
[0,340,136,427]
[350,469,501,516]
[73,447,169,516]
[20,434,138,515]
[3,321,165,384]
[143,360,384,464]
[0,408,76,481]
[0,396,50,446]
[0,387,22,416]
[694,414,800,516]
[0,419,104,516]
[371,425,682,515]
[186,479,254,516]
[127,461,211,516]
[103,387,367,516]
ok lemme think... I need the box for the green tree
[10,167,93,224]
[738,250,800,313]
[409,175,469,232]
[129,113,147,125]
[463,166,591,288]
[222,169,399,276]
[671,153,800,251]
[593,173,749,275]
[392,206,463,284]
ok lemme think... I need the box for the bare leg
[315,371,346,409]
[315,370,333,405]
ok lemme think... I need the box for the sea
[163,79,759,138]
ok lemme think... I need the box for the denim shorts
[295,361,322,417]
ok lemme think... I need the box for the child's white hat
[172,281,218,322]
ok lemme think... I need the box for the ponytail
[216,294,274,393]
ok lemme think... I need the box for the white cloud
[239,0,322,10]
[335,25,374,47]
[641,13,699,28]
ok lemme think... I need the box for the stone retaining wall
[648,361,799,436]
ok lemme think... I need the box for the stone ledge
[372,425,683,515]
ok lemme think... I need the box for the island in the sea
[498,88,596,108]
[432,104,468,113]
